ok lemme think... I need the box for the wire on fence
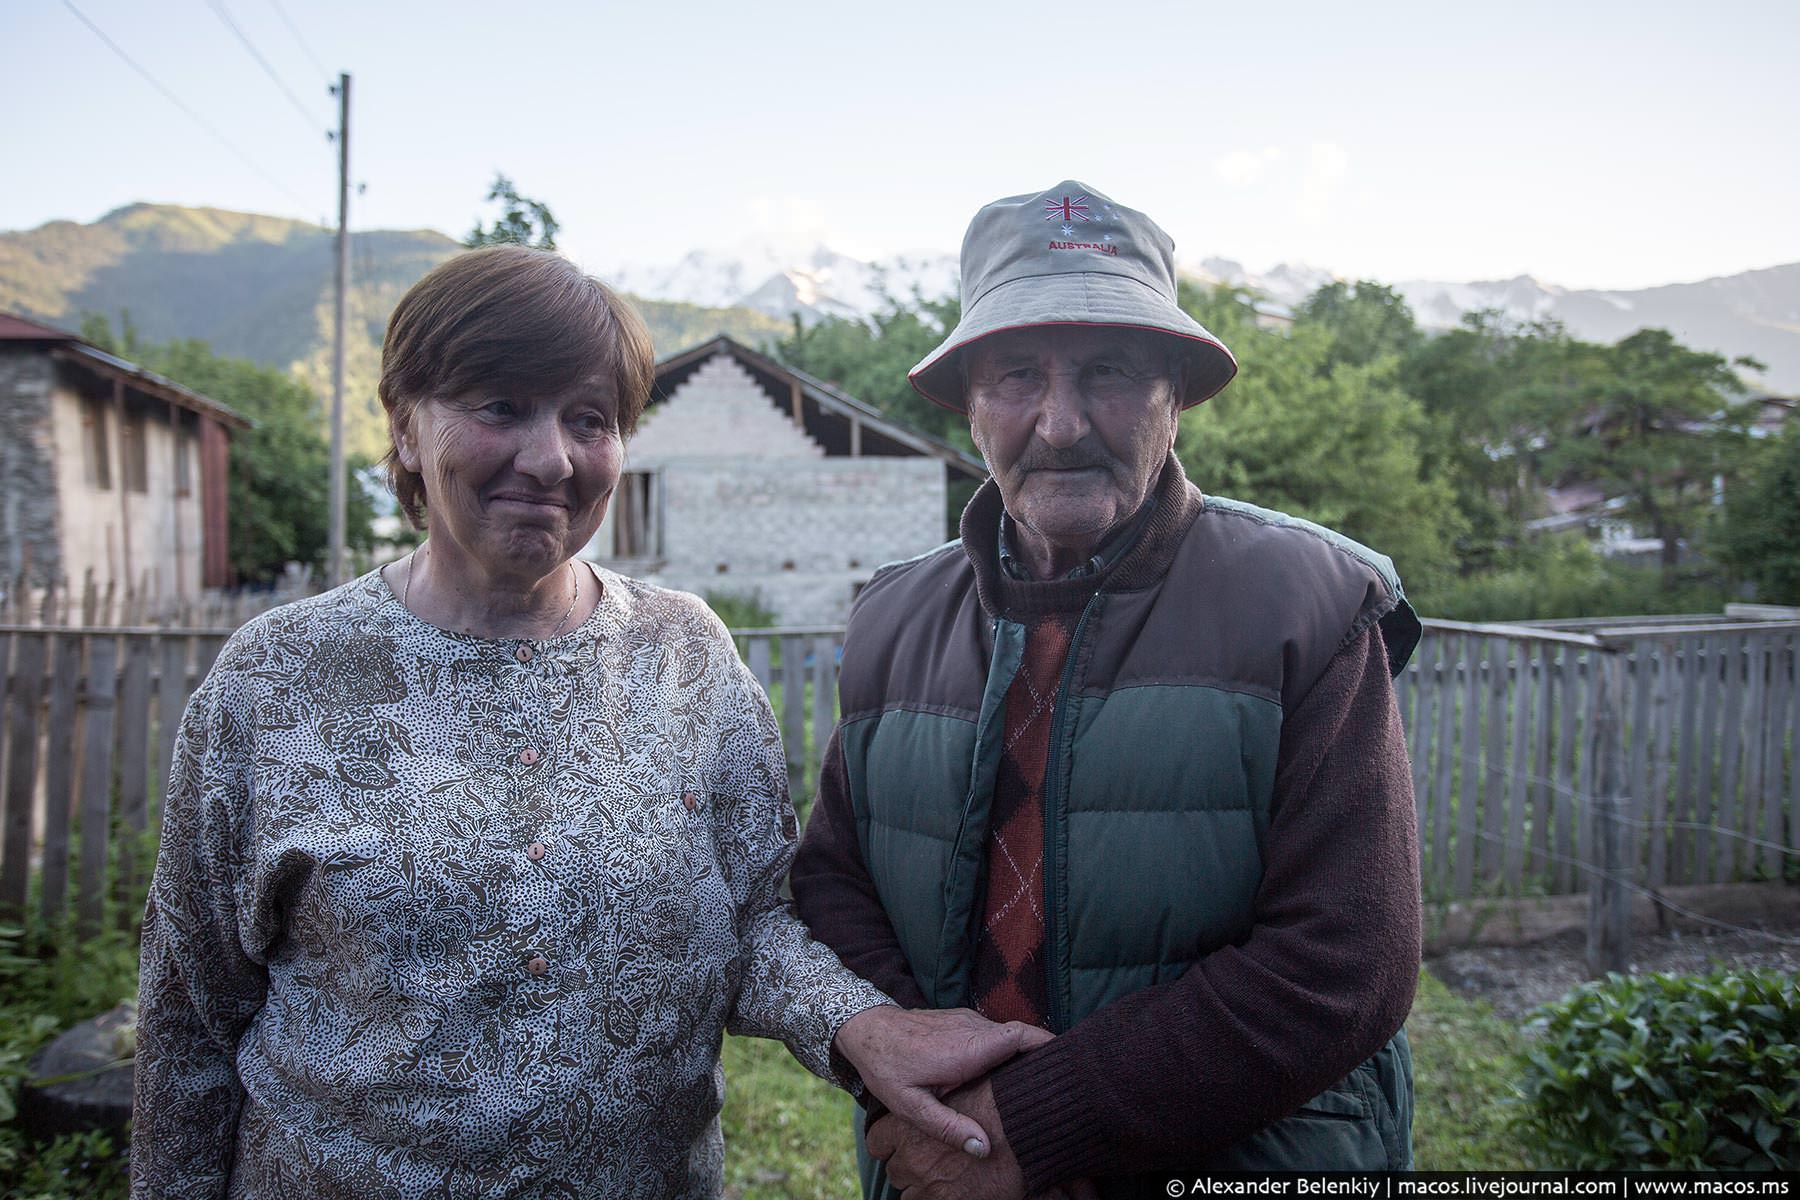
[1463,825,1800,948]
[1426,744,1800,859]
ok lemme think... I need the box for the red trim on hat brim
[908,321,1239,413]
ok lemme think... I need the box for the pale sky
[5,0,1797,292]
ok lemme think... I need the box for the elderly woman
[132,246,1039,1198]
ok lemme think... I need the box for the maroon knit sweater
[794,500,1421,1189]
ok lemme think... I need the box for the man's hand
[834,1006,1053,1157]
[867,1078,1100,1200]
[866,1078,1026,1199]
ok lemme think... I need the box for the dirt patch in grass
[1425,881,1800,1021]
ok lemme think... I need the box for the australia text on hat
[1047,240,1119,256]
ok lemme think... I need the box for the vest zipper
[1040,592,1100,1034]
[945,616,1021,1008]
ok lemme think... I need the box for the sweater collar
[962,452,1204,620]
[996,500,1156,583]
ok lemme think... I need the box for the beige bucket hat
[909,180,1238,412]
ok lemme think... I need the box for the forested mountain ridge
[0,204,788,458]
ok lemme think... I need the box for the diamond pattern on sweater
[970,612,1074,1028]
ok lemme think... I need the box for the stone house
[585,335,987,626]
[0,313,249,601]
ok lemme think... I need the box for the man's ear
[968,421,994,470]
[1166,358,1187,452]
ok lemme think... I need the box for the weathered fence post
[1,632,47,921]
[76,636,119,939]
[40,633,82,926]
[1586,646,1632,977]
[780,635,806,791]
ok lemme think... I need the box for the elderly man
[792,182,1423,1198]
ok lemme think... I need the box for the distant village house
[0,313,247,604]
[585,336,987,625]
[1526,394,1793,559]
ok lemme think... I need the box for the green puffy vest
[836,487,1420,1194]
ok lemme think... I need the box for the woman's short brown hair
[378,245,656,528]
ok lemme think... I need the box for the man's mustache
[1017,446,1112,473]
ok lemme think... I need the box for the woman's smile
[488,490,573,513]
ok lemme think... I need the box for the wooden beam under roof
[50,345,251,430]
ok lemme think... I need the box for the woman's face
[397,375,623,583]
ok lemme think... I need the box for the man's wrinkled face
[964,326,1180,576]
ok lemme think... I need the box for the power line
[61,0,314,210]
[1418,743,1800,859]
[204,0,324,136]
[266,0,329,79]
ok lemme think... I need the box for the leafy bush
[703,590,778,631]
[6,1128,127,1199]
[1518,968,1800,1168]
[1418,534,1732,623]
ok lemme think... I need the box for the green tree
[1175,283,1465,597]
[1717,419,1800,603]
[465,173,559,250]
[152,340,379,582]
[1400,311,1587,572]
[775,293,969,449]
[1295,280,1421,369]
[1540,328,1757,577]
[81,315,377,583]
[79,309,143,359]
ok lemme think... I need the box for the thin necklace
[404,543,581,640]
[543,561,581,639]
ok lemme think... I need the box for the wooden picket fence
[0,623,840,933]
[1398,618,1800,906]
[1,613,1795,945]
[0,568,315,631]
[0,626,231,934]
[731,628,845,805]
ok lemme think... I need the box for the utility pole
[328,72,351,586]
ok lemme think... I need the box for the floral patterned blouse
[132,566,888,1199]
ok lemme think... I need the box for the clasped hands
[833,1006,1098,1200]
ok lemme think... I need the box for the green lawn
[1409,969,1531,1170]
[721,1034,861,1199]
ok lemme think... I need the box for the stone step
[22,1001,134,1140]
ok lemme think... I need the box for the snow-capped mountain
[1187,257,1337,308]
[1394,275,1570,328]
[611,242,957,324]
